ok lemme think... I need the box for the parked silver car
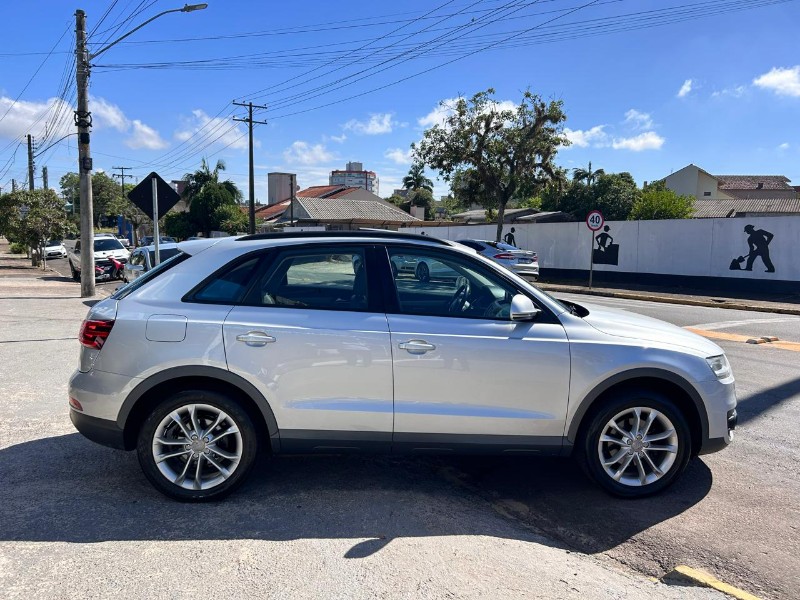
[123,243,181,283]
[456,239,539,280]
[69,231,736,501]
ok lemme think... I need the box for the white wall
[409,215,800,281]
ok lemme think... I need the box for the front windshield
[46,240,61,246]
[94,238,124,251]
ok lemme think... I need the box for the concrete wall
[664,165,732,200]
[407,215,800,287]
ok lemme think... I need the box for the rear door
[222,245,394,452]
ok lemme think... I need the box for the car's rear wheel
[415,262,430,282]
[576,390,691,498]
[70,261,79,281]
[136,390,258,502]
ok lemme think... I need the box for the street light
[74,4,208,297]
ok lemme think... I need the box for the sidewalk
[538,280,800,316]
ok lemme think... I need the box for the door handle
[398,339,436,354]
[236,331,277,347]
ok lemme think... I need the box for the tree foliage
[414,88,568,241]
[402,162,433,193]
[0,189,74,265]
[572,161,605,186]
[188,182,237,236]
[182,158,242,205]
[163,211,196,240]
[630,187,694,220]
[555,172,641,221]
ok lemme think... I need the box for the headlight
[706,354,732,379]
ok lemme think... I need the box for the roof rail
[235,230,450,245]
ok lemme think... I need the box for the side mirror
[510,294,541,321]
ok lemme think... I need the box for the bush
[9,242,27,254]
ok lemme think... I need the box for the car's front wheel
[415,261,430,282]
[136,390,258,502]
[577,390,691,498]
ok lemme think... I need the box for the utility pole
[12,179,17,192]
[42,166,49,190]
[75,9,95,297]
[233,101,267,235]
[27,134,35,191]
[113,166,133,244]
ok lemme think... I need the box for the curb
[664,566,762,600]
[538,285,800,316]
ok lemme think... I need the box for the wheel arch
[117,366,280,452]
[567,368,708,455]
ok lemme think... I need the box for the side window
[387,248,520,320]
[190,256,262,304]
[250,248,368,311]
[130,251,142,266]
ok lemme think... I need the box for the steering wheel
[448,276,471,313]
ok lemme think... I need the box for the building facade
[329,161,379,195]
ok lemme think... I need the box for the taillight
[79,319,115,349]
[532,253,538,261]
[493,253,515,260]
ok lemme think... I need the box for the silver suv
[69,232,736,501]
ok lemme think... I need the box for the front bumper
[696,376,737,455]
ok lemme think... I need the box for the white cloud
[343,113,396,135]
[612,131,665,151]
[329,134,347,143]
[778,142,790,150]
[753,66,800,97]
[623,109,653,130]
[175,109,249,150]
[563,125,607,148]
[90,96,129,131]
[125,120,168,150]
[711,85,746,99]
[0,96,73,141]
[283,141,335,165]
[677,79,693,98]
[384,147,414,165]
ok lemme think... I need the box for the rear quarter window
[185,256,262,304]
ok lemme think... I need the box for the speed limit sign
[586,210,604,231]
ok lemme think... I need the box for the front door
[384,246,571,453]
[223,245,394,452]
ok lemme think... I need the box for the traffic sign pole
[152,176,160,266]
[585,210,605,289]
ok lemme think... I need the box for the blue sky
[1,0,799,202]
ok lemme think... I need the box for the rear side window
[190,256,262,304]
[112,252,189,300]
[247,248,368,311]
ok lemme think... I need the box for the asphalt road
[1,273,797,599]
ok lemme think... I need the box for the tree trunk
[495,199,508,242]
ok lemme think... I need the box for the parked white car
[43,239,67,259]
[69,231,736,501]
[68,236,130,281]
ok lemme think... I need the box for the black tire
[575,389,691,498]
[69,261,80,281]
[416,261,430,282]
[136,390,258,502]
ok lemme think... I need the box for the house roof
[255,200,290,221]
[294,197,420,223]
[713,175,792,190]
[693,197,800,218]
[297,185,362,199]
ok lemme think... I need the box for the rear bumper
[70,409,126,450]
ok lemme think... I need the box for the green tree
[189,182,236,235]
[630,188,694,220]
[213,204,248,235]
[572,161,605,186]
[402,161,433,193]
[163,211,196,240]
[0,189,74,265]
[415,88,568,241]
[59,171,130,226]
[182,158,242,206]
[558,172,640,221]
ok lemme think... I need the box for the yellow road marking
[685,327,800,352]
[669,566,762,600]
